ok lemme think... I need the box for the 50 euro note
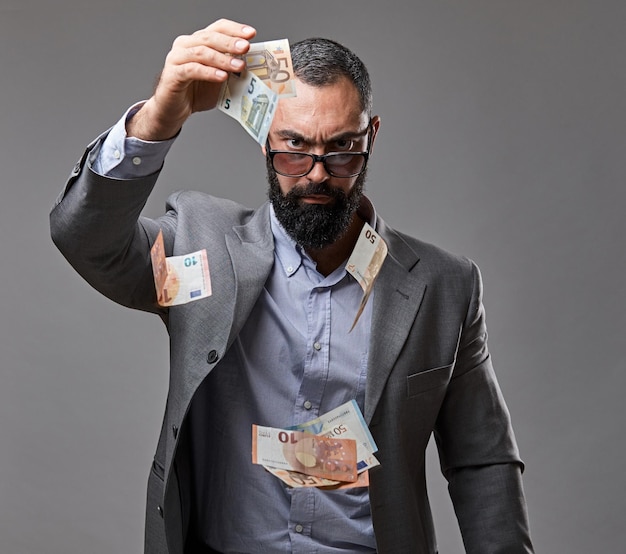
[346,222,388,331]
[150,230,212,307]
[252,425,358,483]
[217,39,296,145]
[290,400,379,473]
[244,39,296,97]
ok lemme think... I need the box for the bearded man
[51,18,534,554]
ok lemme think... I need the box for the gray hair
[290,38,373,115]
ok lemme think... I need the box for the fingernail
[235,40,248,50]
[242,26,255,34]
[230,57,244,69]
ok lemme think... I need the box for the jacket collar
[364,217,427,423]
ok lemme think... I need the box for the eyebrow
[274,126,369,145]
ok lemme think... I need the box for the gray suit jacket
[50,138,534,553]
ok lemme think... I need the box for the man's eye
[286,139,304,149]
[334,139,354,150]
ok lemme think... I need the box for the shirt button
[113,150,121,159]
[313,342,322,351]
[295,524,304,533]
[132,156,142,165]
[303,400,312,410]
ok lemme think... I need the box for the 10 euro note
[150,230,212,307]
[252,425,358,483]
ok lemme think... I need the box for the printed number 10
[278,431,298,444]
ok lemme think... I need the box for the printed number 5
[248,78,256,94]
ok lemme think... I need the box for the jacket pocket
[406,363,453,397]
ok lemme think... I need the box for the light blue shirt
[95,108,378,552]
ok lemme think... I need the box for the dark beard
[266,156,367,250]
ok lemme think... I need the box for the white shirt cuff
[92,101,176,179]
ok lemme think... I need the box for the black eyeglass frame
[266,120,374,178]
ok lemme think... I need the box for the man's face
[264,77,380,249]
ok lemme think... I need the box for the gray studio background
[1,1,624,552]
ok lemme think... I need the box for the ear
[261,144,267,156]
[369,115,381,153]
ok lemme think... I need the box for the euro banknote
[290,400,379,473]
[217,39,296,145]
[217,69,278,145]
[346,223,388,330]
[244,39,296,97]
[150,230,212,306]
[265,467,370,489]
[252,425,358,483]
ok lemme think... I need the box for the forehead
[271,77,368,139]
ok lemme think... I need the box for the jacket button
[206,350,219,364]
[172,425,178,439]
[157,505,164,518]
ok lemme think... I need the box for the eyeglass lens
[272,152,366,177]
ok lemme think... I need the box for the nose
[306,157,331,182]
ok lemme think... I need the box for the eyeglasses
[266,122,373,178]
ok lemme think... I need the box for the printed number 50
[365,229,377,244]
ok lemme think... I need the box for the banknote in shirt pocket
[406,363,454,398]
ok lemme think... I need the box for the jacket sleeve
[434,261,534,553]
[50,135,175,315]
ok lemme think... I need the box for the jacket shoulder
[379,217,477,280]
[165,190,257,224]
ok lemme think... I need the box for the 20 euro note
[252,425,358,483]
[150,230,212,307]
[290,400,379,473]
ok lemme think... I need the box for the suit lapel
[364,223,427,423]
[225,203,275,347]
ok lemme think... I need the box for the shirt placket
[293,284,331,423]
[288,278,332,551]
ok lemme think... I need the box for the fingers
[205,17,256,44]
[132,20,256,140]
[206,17,256,40]
[168,19,256,81]
[165,42,244,83]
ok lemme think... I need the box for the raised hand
[128,19,256,140]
